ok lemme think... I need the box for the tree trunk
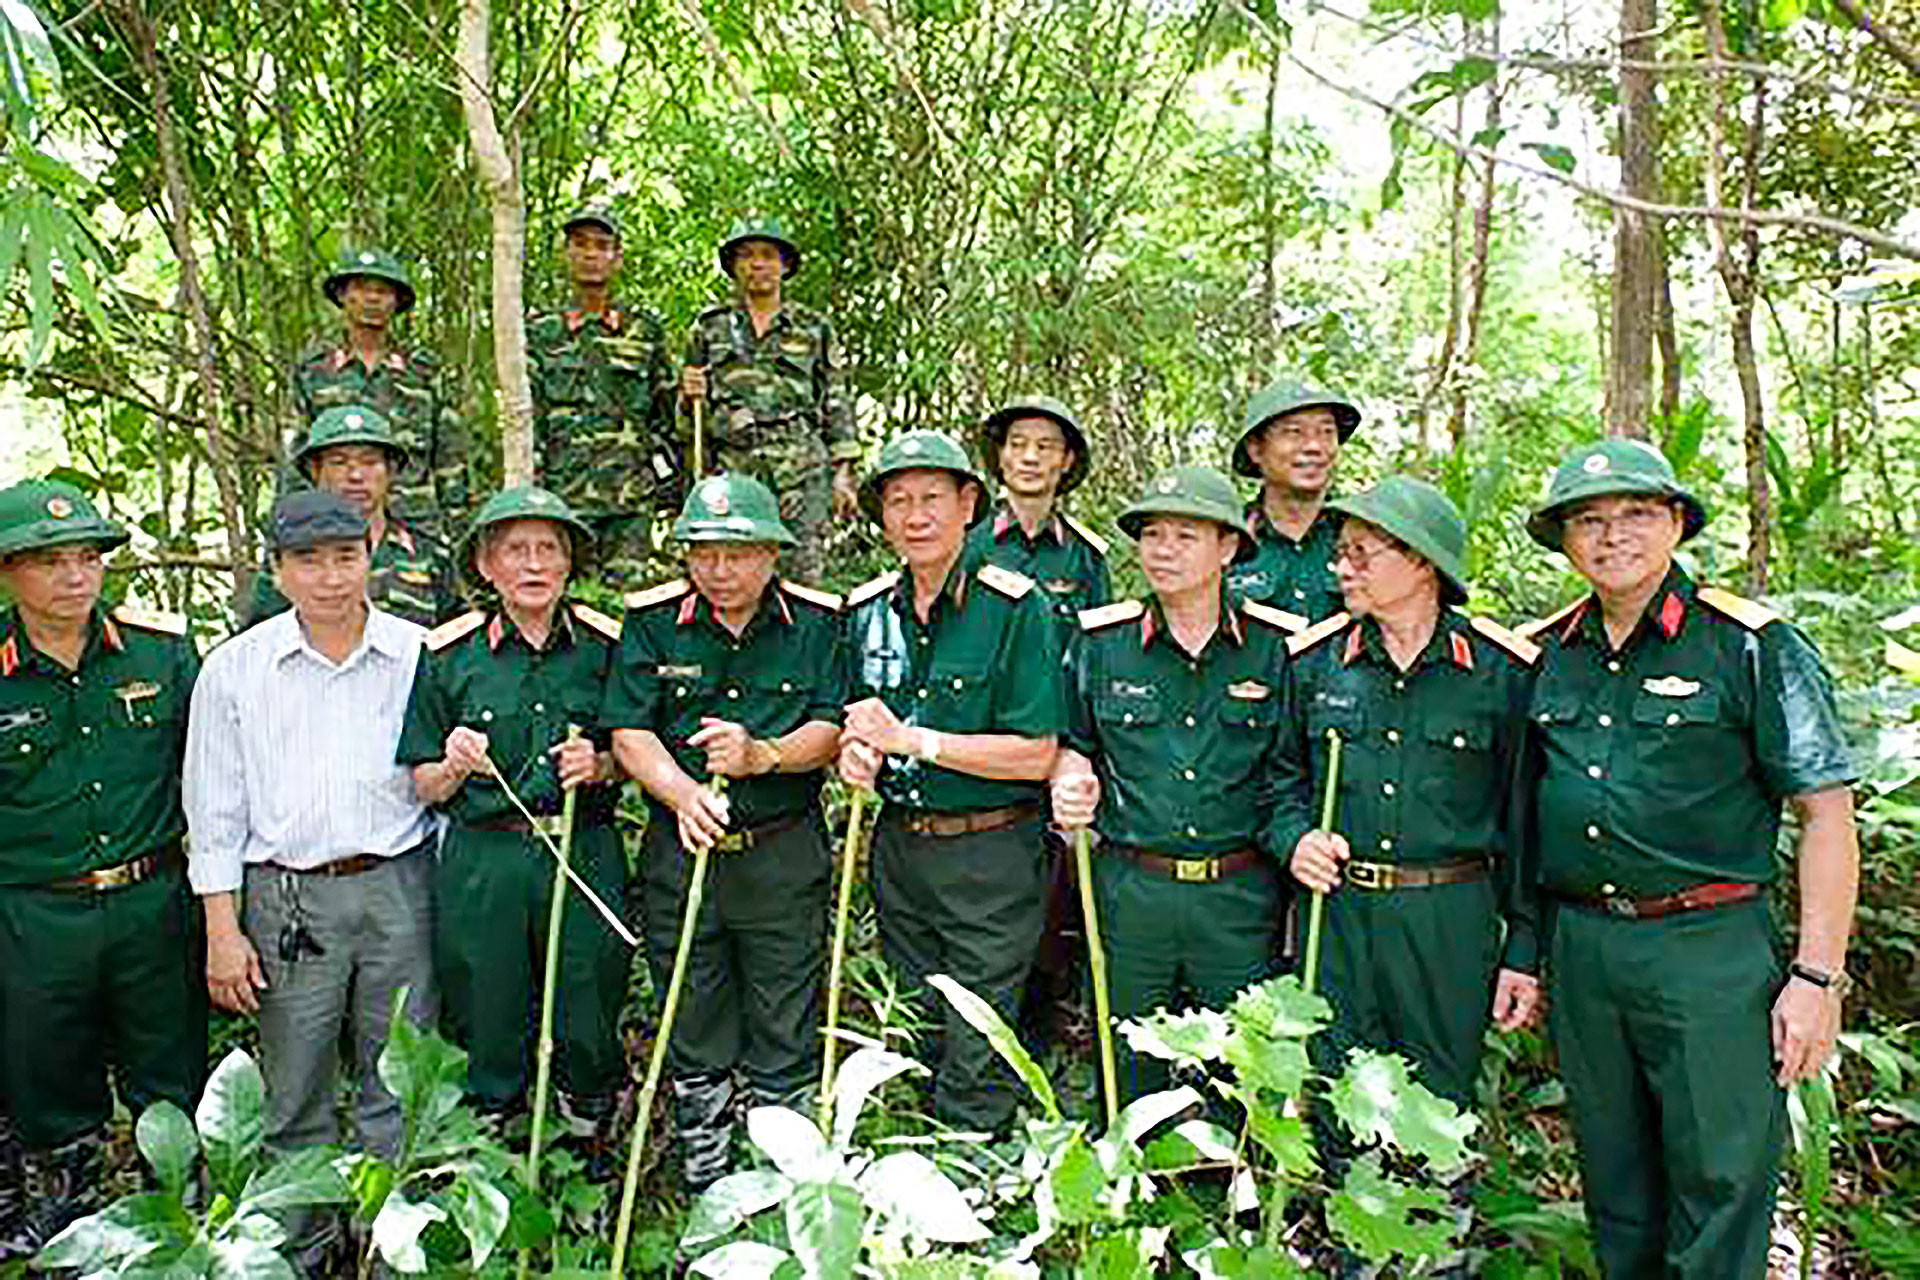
[1607,0,1661,439]
[457,0,533,486]
[1418,27,1471,453]
[1257,39,1279,373]
[1656,227,1681,431]
[1449,12,1500,452]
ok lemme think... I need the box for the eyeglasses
[1003,435,1066,458]
[1332,538,1402,572]
[1564,503,1673,541]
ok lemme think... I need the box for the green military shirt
[1273,609,1541,969]
[397,602,623,827]
[0,605,198,886]
[1525,566,1856,900]
[1226,502,1343,622]
[528,303,679,515]
[600,578,848,829]
[290,342,467,523]
[845,562,1067,814]
[1062,594,1296,858]
[685,302,861,493]
[963,503,1112,628]
[244,515,460,630]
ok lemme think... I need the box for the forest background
[2,0,1920,1273]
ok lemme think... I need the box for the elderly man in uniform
[1049,465,1300,1102]
[289,247,466,529]
[606,473,846,1190]
[1226,378,1361,622]
[246,404,460,628]
[528,205,680,589]
[1521,439,1859,1280]
[0,480,205,1253]
[839,430,1065,1134]
[681,218,861,584]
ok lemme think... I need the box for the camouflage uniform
[687,220,860,583]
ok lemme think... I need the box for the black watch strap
[1789,961,1849,995]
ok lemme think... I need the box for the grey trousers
[243,853,436,1156]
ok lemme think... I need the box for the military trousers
[1549,897,1785,1280]
[436,824,631,1107]
[641,811,830,1103]
[871,813,1046,1133]
[0,864,206,1149]
[1308,876,1501,1108]
[1096,855,1280,1102]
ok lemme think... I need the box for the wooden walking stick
[609,777,724,1278]
[1301,727,1344,996]
[1073,827,1120,1129]
[816,786,870,1130]
[691,389,708,479]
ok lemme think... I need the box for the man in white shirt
[184,491,436,1168]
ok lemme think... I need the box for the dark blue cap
[268,490,369,552]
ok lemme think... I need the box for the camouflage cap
[1527,438,1707,549]
[267,490,369,553]
[563,204,623,240]
[859,429,989,525]
[1231,377,1362,477]
[1117,465,1256,562]
[0,479,130,559]
[674,473,796,546]
[979,395,1091,495]
[293,405,410,477]
[461,486,597,586]
[1329,476,1469,605]
[323,248,417,315]
[719,216,800,280]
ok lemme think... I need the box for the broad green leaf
[1245,1105,1317,1178]
[859,1152,990,1243]
[746,1106,839,1181]
[447,1172,511,1268]
[375,995,466,1145]
[1229,977,1329,1041]
[829,1046,924,1146]
[205,1235,301,1279]
[1082,1226,1170,1279]
[370,1191,447,1274]
[198,1050,267,1198]
[1763,0,1809,28]
[24,202,55,366]
[234,1148,351,1217]
[38,1192,188,1268]
[928,973,1058,1120]
[1120,1007,1231,1065]
[1142,1117,1238,1168]
[1790,1071,1837,1234]
[135,1101,198,1198]
[689,1240,795,1279]
[1328,1050,1478,1173]
[1224,1029,1313,1099]
[684,1170,793,1248]
[783,1179,864,1279]
[1116,1084,1202,1145]
[1326,1154,1456,1262]
[52,207,112,340]
[0,0,57,89]
[1522,142,1577,174]
[0,207,26,292]
[1182,1236,1307,1279]
[1050,1139,1105,1225]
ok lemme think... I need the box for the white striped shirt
[184,606,432,894]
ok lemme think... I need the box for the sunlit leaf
[685,1170,794,1248]
[858,1151,990,1242]
[135,1101,198,1199]
[1326,1153,1456,1261]
[1327,1050,1478,1173]
[929,973,1058,1120]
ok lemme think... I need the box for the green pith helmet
[562,204,623,240]
[858,429,989,525]
[293,405,410,478]
[0,479,129,559]
[718,216,800,280]
[460,486,597,585]
[323,248,416,315]
[674,473,796,546]
[1231,378,1362,477]
[1329,476,1469,605]
[1526,438,1708,550]
[978,395,1091,495]
[1117,465,1256,562]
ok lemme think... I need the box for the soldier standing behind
[680,218,861,584]
[965,395,1111,625]
[289,248,467,531]
[1226,378,1361,622]
[528,206,680,590]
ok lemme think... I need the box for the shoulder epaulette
[780,581,844,612]
[624,580,691,611]
[1468,616,1539,665]
[1516,598,1585,642]
[111,605,188,636]
[1286,611,1353,657]
[1242,600,1307,634]
[571,602,622,641]
[1078,600,1145,631]
[976,564,1035,600]
[1697,586,1781,632]
[1060,513,1111,557]
[847,571,900,608]
[425,611,486,651]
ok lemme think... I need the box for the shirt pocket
[1092,683,1165,731]
[1219,685,1280,731]
[1305,691,1367,741]
[1530,686,1585,730]
[1630,687,1724,730]
[741,670,812,736]
[540,352,598,407]
[0,709,58,787]
[920,661,996,733]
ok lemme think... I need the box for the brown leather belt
[714,813,806,854]
[1555,880,1760,920]
[45,844,179,892]
[468,814,571,838]
[287,853,386,878]
[1345,857,1488,891]
[1116,846,1261,884]
[900,803,1040,838]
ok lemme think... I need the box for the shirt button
[1382,782,1395,796]
[727,688,740,699]
[71,674,82,686]
[18,742,29,754]
[1600,882,1617,896]
[1665,712,1680,726]
[80,725,91,736]
[92,781,103,793]
[909,789,921,802]
[917,688,928,699]
[1394,679,1406,692]
[1598,714,1613,727]
[782,682,793,692]
[675,685,685,696]
[952,677,964,689]
[532,702,545,713]
[1182,768,1195,781]
[481,710,494,722]
[96,833,109,844]
[1123,713,1135,725]
[1386,729,1401,744]
[1186,825,1198,836]
[1184,715,1196,727]
[1452,734,1466,749]
[1380,837,1394,852]
[1293,589,1306,600]
[1587,764,1603,779]
[1607,660,1622,673]
[1586,824,1600,840]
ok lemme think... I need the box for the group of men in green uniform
[0,211,1865,1280]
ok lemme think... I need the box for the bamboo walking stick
[816,786,870,1131]
[519,727,580,1279]
[1301,727,1344,995]
[691,390,708,479]
[1073,827,1120,1129]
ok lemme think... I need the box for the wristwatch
[1789,962,1853,999]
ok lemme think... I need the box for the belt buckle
[1346,862,1388,890]
[1174,858,1217,884]
[1602,894,1638,918]
[714,831,748,854]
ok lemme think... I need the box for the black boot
[19,1130,105,1254]
[670,1071,737,1196]
[0,1110,28,1262]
